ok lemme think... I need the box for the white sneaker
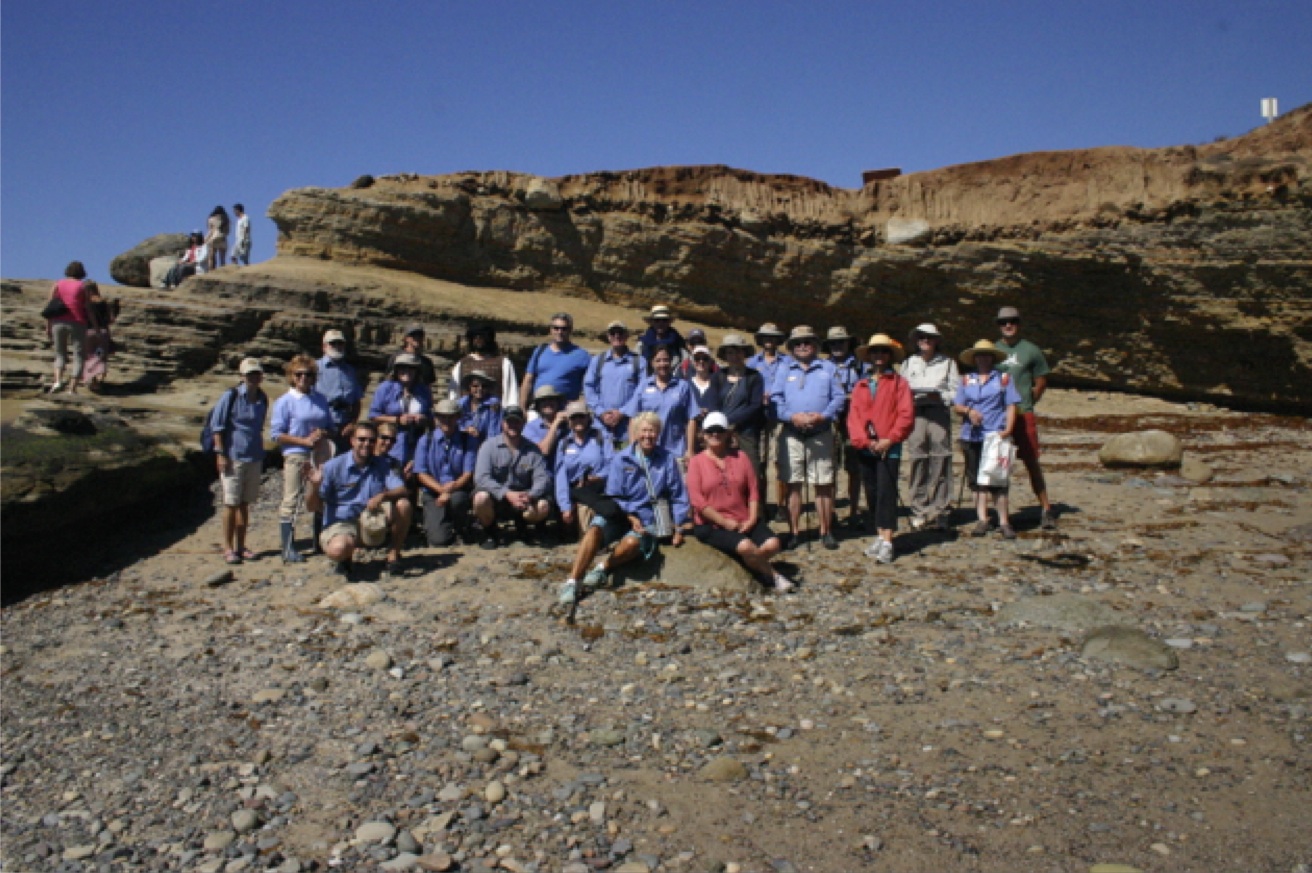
[558,579,578,605]
[862,540,884,559]
[772,574,794,593]
[583,562,608,589]
[877,540,895,564]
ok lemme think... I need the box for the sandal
[224,550,242,565]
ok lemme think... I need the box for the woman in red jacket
[847,333,915,564]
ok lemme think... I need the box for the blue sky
[3,0,1309,281]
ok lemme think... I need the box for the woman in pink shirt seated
[686,412,793,593]
[44,260,99,394]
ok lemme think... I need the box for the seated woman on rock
[554,401,614,541]
[163,232,207,289]
[686,412,792,593]
[953,340,1022,539]
[558,411,689,606]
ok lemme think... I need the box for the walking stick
[801,430,814,551]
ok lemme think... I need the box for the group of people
[42,261,121,394]
[163,204,252,288]
[203,303,1055,598]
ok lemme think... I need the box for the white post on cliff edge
[1261,98,1279,124]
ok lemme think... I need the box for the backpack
[589,350,642,388]
[199,387,240,454]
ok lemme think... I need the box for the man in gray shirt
[471,405,551,549]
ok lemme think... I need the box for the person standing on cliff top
[636,305,688,368]
[994,306,1057,530]
[232,204,252,266]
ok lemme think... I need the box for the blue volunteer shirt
[270,390,334,458]
[605,445,691,529]
[620,375,701,457]
[830,354,869,396]
[368,380,434,464]
[748,351,792,420]
[527,342,592,401]
[554,428,613,513]
[770,357,845,424]
[412,428,476,491]
[584,349,648,440]
[954,372,1022,442]
[316,355,364,431]
[458,395,502,447]
[318,453,405,526]
[211,383,268,463]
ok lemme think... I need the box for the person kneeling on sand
[305,420,413,579]
[687,412,792,593]
[558,411,690,606]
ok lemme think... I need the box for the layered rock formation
[269,105,1312,411]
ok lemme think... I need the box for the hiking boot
[970,520,990,538]
[821,533,839,551]
[780,533,800,552]
[1041,510,1058,530]
[999,524,1017,540]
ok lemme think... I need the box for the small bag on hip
[639,453,676,539]
[41,296,69,319]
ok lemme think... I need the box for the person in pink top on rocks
[44,261,100,394]
[686,412,793,593]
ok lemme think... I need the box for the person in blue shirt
[558,411,690,606]
[368,353,433,467]
[620,344,700,465]
[523,385,569,474]
[554,401,614,537]
[413,398,477,547]
[584,320,648,448]
[519,312,592,404]
[748,322,792,521]
[635,304,688,368]
[270,354,334,563]
[770,325,847,551]
[824,326,871,529]
[210,357,268,565]
[306,420,412,578]
[317,329,364,452]
[953,340,1022,540]
[458,371,503,449]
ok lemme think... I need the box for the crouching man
[471,405,552,549]
[414,398,476,546]
[305,420,413,579]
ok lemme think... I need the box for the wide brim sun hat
[822,326,854,351]
[754,322,785,341]
[785,325,820,349]
[855,333,906,364]
[908,323,942,346]
[645,305,674,322]
[716,333,755,359]
[960,339,1004,367]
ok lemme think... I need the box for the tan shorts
[320,520,359,551]
[220,460,262,506]
[777,428,835,486]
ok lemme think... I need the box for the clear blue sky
[3,0,1309,281]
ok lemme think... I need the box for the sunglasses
[377,434,396,442]
[354,437,377,444]
[550,324,571,332]
[793,340,816,347]
[704,427,728,435]
[608,329,628,336]
[998,319,1020,326]
[293,371,315,378]
[328,340,346,346]
[694,356,712,363]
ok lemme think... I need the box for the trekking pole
[802,430,813,551]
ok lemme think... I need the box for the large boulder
[110,233,189,287]
[613,538,756,594]
[1098,430,1185,469]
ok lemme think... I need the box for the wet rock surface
[3,391,1309,871]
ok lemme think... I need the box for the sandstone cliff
[269,105,1312,411]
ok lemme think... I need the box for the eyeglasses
[608,329,628,337]
[293,371,315,378]
[998,319,1020,326]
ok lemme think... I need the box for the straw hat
[716,332,755,359]
[754,322,785,341]
[854,333,906,363]
[785,325,820,349]
[959,339,1004,367]
[644,304,674,322]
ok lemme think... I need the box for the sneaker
[47,382,64,394]
[999,525,1017,540]
[780,533,799,552]
[1041,510,1058,530]
[479,527,499,550]
[909,515,926,531]
[862,540,884,559]
[582,563,608,589]
[558,579,579,606]
[970,520,990,538]
[876,540,895,564]
[821,533,839,551]
[772,574,795,593]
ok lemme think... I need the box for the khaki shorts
[320,520,360,551]
[220,460,262,506]
[777,428,835,486]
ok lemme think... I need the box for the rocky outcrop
[110,233,189,287]
[269,105,1312,411]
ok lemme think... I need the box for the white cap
[703,412,730,431]
[691,345,713,359]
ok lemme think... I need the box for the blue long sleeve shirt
[270,390,334,458]
[747,351,792,421]
[368,380,433,464]
[316,355,364,432]
[412,428,476,491]
[584,349,648,442]
[458,395,502,448]
[605,445,691,529]
[553,428,613,512]
[770,357,846,424]
[620,375,701,456]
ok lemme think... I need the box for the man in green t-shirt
[995,306,1057,529]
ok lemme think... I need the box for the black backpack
[199,387,239,455]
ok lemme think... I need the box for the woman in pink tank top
[44,260,99,394]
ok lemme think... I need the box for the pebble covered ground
[3,391,1310,873]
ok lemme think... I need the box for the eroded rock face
[269,106,1312,411]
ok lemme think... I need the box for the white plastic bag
[977,432,1016,488]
